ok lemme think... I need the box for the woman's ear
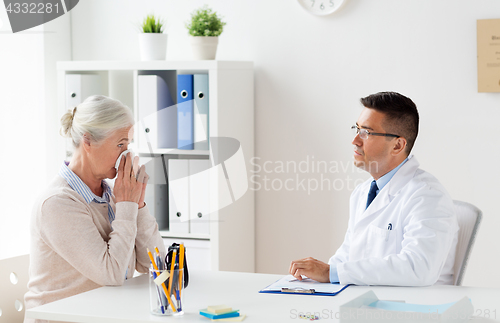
[81,133,92,153]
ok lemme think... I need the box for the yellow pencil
[147,248,177,313]
[168,249,177,295]
[178,244,185,297]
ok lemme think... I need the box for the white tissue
[115,149,134,170]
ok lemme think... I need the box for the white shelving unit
[57,60,255,273]
[137,148,210,156]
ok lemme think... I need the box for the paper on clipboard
[259,275,349,295]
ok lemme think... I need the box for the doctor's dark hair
[60,95,133,148]
[360,92,419,155]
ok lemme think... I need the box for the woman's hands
[114,153,149,206]
[137,164,149,209]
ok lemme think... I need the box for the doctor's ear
[391,137,407,156]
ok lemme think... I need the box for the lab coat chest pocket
[365,225,396,258]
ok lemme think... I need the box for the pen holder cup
[149,268,185,316]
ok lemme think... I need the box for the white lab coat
[329,155,458,286]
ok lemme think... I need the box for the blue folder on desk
[259,275,350,296]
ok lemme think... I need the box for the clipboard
[259,275,350,296]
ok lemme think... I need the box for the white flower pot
[138,33,168,61]
[190,36,219,60]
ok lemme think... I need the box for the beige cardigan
[24,176,165,323]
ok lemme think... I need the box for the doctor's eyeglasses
[351,125,400,140]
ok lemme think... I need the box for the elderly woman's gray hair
[60,95,134,148]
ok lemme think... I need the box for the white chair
[0,254,30,323]
[452,200,482,286]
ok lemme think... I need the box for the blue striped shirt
[59,161,116,226]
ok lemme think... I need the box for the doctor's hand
[289,257,330,283]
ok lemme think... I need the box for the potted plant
[185,6,226,60]
[139,14,167,61]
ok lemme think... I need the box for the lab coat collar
[385,154,419,197]
[361,155,419,218]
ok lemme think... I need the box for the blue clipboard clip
[281,287,315,294]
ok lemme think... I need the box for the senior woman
[24,95,165,323]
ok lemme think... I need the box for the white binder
[163,238,211,271]
[143,156,168,230]
[137,75,175,151]
[65,74,102,159]
[168,159,190,233]
[65,74,102,110]
[189,160,211,235]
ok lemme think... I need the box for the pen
[171,249,180,310]
[177,244,185,311]
[154,247,163,270]
[289,277,314,282]
[388,223,392,230]
[154,247,166,313]
[168,249,177,297]
[147,248,177,313]
[155,283,165,314]
[149,251,164,313]
[155,247,179,310]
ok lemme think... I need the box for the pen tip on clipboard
[289,276,314,282]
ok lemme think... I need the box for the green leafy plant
[186,5,226,37]
[141,14,164,33]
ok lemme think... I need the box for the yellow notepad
[212,314,246,322]
[207,305,232,314]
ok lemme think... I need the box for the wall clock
[297,0,347,16]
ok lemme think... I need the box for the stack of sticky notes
[200,305,245,321]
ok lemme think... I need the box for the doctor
[289,91,458,286]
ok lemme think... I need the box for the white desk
[26,271,500,322]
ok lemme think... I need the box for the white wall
[69,0,500,287]
[0,10,71,259]
[0,26,44,260]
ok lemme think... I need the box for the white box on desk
[339,290,473,323]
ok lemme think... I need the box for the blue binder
[155,76,176,149]
[193,74,209,150]
[177,74,194,150]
